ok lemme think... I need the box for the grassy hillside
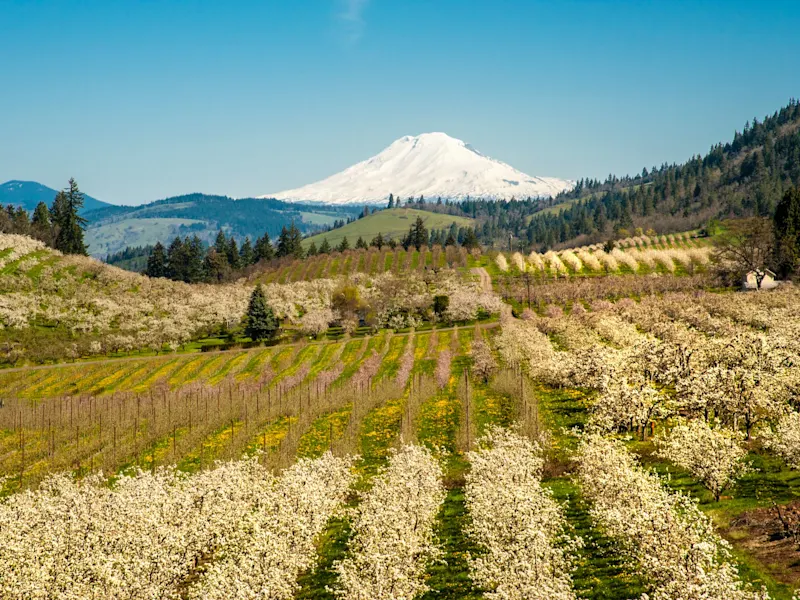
[303,208,474,248]
[85,217,207,257]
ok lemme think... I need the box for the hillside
[5,261,800,596]
[1,180,110,213]
[421,100,800,250]
[521,100,800,248]
[302,208,474,248]
[0,232,497,364]
[82,194,362,258]
[266,132,573,204]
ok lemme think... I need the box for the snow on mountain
[262,132,573,205]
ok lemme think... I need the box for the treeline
[379,99,800,250]
[104,245,154,272]
[84,193,361,242]
[0,178,88,255]
[143,223,302,282]
[142,216,481,283]
[492,99,800,249]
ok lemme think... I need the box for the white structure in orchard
[743,269,778,290]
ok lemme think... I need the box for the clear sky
[1,0,798,205]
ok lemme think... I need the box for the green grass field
[302,208,474,248]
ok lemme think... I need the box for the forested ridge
[420,99,800,249]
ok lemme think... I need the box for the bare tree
[712,218,774,288]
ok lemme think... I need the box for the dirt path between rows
[470,267,492,292]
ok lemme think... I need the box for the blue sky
[1,0,798,205]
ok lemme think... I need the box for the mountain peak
[263,133,573,205]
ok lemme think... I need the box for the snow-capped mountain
[263,132,573,205]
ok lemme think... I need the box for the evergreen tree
[388,193,394,209]
[245,285,279,341]
[461,227,479,250]
[182,236,206,283]
[307,241,318,256]
[239,236,255,266]
[226,237,241,269]
[31,201,53,244]
[145,242,167,278]
[319,238,332,254]
[370,232,385,249]
[774,187,800,277]
[409,216,428,250]
[204,248,230,282]
[254,232,274,262]
[51,178,88,255]
[276,226,290,257]
[166,237,185,280]
[444,231,457,246]
[214,230,228,255]
[8,206,29,234]
[277,222,304,258]
[355,236,368,250]
[338,236,350,252]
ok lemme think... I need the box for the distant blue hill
[0,180,111,214]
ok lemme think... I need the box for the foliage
[773,188,800,277]
[245,285,279,341]
[51,179,88,255]
[655,419,751,501]
[577,434,768,600]
[713,218,775,287]
[334,444,445,599]
[465,427,578,599]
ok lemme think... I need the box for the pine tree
[146,242,168,278]
[319,238,332,254]
[7,206,29,234]
[277,222,304,258]
[410,216,428,250]
[51,178,88,255]
[370,232,385,249]
[226,237,241,269]
[774,187,800,277]
[204,248,230,282]
[355,236,368,249]
[461,227,479,250]
[239,236,255,266]
[254,233,274,262]
[307,241,318,256]
[276,226,290,257]
[182,236,206,283]
[245,285,279,341]
[338,237,350,252]
[214,230,228,255]
[388,193,394,208]
[166,237,185,280]
[287,221,304,258]
[31,201,53,244]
